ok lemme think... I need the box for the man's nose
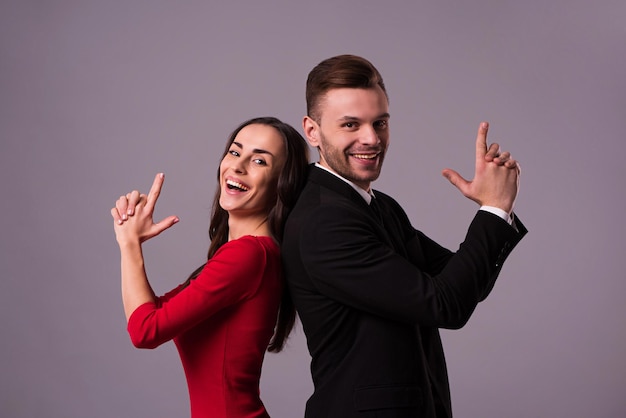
[359,125,380,146]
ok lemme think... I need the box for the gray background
[1,1,624,417]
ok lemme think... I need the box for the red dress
[127,235,282,418]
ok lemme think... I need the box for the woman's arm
[111,173,179,321]
[117,240,156,321]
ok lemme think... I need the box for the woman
[111,117,309,417]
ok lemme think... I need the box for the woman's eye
[253,158,267,166]
[228,149,240,157]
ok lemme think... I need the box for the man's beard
[318,131,384,188]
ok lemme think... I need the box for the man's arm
[298,202,525,329]
[298,122,525,328]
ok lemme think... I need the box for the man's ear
[302,116,320,147]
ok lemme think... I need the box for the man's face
[305,87,390,191]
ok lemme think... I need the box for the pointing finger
[145,173,165,213]
[475,122,489,161]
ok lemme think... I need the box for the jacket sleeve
[299,203,526,329]
[127,237,267,348]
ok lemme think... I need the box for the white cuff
[480,206,512,225]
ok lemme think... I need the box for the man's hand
[111,173,179,244]
[441,122,520,214]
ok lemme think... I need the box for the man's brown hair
[306,54,388,122]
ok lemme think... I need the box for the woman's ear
[302,116,320,147]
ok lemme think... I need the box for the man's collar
[314,162,374,204]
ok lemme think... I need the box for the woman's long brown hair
[183,117,309,352]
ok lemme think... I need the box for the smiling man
[304,86,390,190]
[282,55,527,417]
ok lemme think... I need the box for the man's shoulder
[372,189,405,211]
[291,180,363,218]
[286,175,368,234]
[296,167,361,206]
[371,189,395,202]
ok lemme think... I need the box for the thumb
[442,168,469,192]
[152,215,180,236]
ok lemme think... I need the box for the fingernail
[117,219,123,225]
[127,209,133,215]
[122,213,127,220]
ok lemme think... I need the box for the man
[282,54,527,417]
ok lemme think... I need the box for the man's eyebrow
[337,113,391,122]
[231,141,275,157]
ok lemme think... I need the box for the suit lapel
[307,165,397,247]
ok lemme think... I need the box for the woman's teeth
[226,179,249,191]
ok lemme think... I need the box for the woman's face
[218,124,286,217]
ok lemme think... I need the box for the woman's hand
[111,173,179,245]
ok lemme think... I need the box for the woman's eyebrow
[232,141,275,157]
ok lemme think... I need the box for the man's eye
[375,120,388,129]
[344,122,355,128]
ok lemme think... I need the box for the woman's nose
[231,158,246,173]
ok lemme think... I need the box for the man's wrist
[479,205,512,225]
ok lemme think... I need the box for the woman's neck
[227,213,271,241]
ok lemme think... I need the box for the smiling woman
[110,117,309,418]
[219,124,287,228]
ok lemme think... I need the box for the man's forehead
[319,87,389,117]
[322,86,387,100]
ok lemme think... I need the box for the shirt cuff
[480,206,513,225]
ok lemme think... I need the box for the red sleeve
[127,236,268,349]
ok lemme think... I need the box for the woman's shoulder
[203,236,279,289]
[217,235,279,258]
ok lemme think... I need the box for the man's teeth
[226,180,249,191]
[352,153,378,159]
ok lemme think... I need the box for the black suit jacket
[282,165,527,418]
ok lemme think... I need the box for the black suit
[282,165,527,417]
